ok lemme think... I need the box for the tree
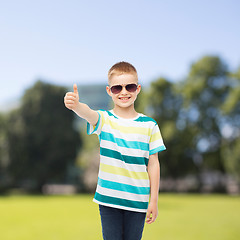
[181,56,231,173]
[144,56,239,190]
[220,67,240,181]
[0,113,9,192]
[7,81,82,192]
[145,78,196,178]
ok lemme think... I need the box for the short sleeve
[149,124,166,155]
[87,110,104,135]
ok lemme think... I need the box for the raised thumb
[73,84,78,94]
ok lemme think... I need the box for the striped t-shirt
[87,110,166,213]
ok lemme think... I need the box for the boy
[64,62,166,240]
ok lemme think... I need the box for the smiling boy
[64,61,166,240]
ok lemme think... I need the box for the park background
[0,1,240,239]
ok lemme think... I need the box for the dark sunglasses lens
[111,85,122,94]
[126,84,138,92]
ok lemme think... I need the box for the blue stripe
[149,145,166,155]
[94,192,148,210]
[135,116,157,123]
[98,178,150,195]
[101,131,149,151]
[87,111,101,135]
[106,110,118,118]
[106,110,156,124]
[100,148,148,165]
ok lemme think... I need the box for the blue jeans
[99,205,146,240]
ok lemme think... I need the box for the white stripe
[100,139,149,158]
[151,124,161,134]
[106,113,156,128]
[100,155,148,172]
[98,171,150,188]
[102,125,150,143]
[150,139,165,150]
[108,116,147,128]
[96,185,149,202]
[93,199,147,213]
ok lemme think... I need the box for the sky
[0,0,239,105]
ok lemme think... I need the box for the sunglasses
[110,84,138,94]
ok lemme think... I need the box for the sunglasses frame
[109,83,138,94]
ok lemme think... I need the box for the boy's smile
[118,95,132,104]
[119,96,131,102]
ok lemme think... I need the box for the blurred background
[1,1,240,239]
[0,0,239,195]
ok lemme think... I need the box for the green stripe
[94,192,148,210]
[101,131,149,151]
[100,148,148,165]
[98,178,150,195]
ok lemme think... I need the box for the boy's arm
[146,152,160,224]
[64,84,99,126]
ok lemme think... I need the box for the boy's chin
[115,101,134,108]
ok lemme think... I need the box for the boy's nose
[120,86,128,94]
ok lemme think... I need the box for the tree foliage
[220,67,240,180]
[0,113,9,191]
[145,78,196,178]
[6,81,82,192]
[143,56,240,186]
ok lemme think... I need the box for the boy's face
[106,73,141,110]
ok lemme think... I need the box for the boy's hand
[63,84,98,125]
[64,84,80,111]
[146,201,158,224]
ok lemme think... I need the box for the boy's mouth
[119,97,131,101]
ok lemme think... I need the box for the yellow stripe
[105,118,150,136]
[150,131,162,143]
[100,111,105,129]
[100,163,149,180]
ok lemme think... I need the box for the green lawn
[0,194,239,240]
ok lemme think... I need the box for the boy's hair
[108,61,138,83]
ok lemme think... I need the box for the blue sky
[0,0,239,104]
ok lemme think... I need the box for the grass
[0,194,239,240]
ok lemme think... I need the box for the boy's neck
[112,105,138,119]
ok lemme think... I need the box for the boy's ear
[136,84,141,95]
[106,86,112,96]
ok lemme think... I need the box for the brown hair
[108,61,138,83]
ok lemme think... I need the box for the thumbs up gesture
[64,84,80,111]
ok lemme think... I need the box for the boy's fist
[64,84,80,111]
